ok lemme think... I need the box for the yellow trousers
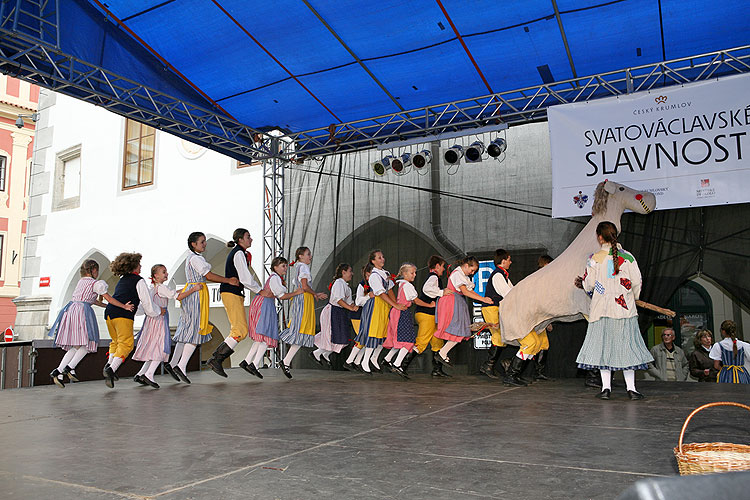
[414,312,444,353]
[518,329,549,358]
[106,317,134,359]
[221,292,248,342]
[481,306,505,347]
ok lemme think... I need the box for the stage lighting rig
[444,144,463,165]
[487,137,507,158]
[391,155,404,173]
[465,141,485,163]
[412,150,431,169]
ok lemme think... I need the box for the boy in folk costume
[410,255,452,377]
[103,253,162,389]
[207,228,262,377]
[479,249,512,380]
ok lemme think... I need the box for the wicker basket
[674,402,750,475]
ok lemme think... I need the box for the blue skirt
[330,306,353,345]
[576,316,653,371]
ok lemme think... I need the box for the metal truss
[0,0,275,161]
[284,45,750,158]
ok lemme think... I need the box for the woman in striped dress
[382,263,435,378]
[343,265,373,371]
[434,256,492,368]
[278,247,328,378]
[312,264,359,367]
[709,320,750,384]
[240,257,302,379]
[132,265,201,388]
[48,259,134,387]
[167,232,239,384]
[353,250,406,374]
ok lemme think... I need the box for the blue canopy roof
[3,0,748,158]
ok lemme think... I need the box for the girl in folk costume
[575,221,653,400]
[709,320,750,384]
[132,265,202,388]
[382,263,435,379]
[167,232,239,384]
[207,228,262,378]
[353,250,406,373]
[344,264,374,371]
[434,256,493,367]
[49,259,134,388]
[278,247,328,378]
[241,257,302,379]
[103,253,162,389]
[412,255,452,378]
[312,264,359,367]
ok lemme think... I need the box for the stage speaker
[616,471,750,500]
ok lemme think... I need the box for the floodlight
[372,155,394,176]
[391,156,404,173]
[465,141,485,163]
[444,144,463,165]
[412,150,431,169]
[487,138,507,158]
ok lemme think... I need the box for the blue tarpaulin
[46,0,750,134]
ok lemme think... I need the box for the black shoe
[502,357,528,387]
[239,360,263,379]
[435,353,452,367]
[431,352,452,377]
[207,342,234,378]
[627,390,645,400]
[144,377,160,389]
[50,369,65,388]
[320,356,332,370]
[62,366,79,382]
[163,362,180,381]
[134,375,148,386]
[103,365,115,389]
[343,362,358,372]
[597,389,611,400]
[533,351,554,381]
[381,359,394,372]
[280,361,293,379]
[392,365,410,379]
[173,366,191,384]
[585,369,602,388]
[308,350,324,367]
[479,361,499,379]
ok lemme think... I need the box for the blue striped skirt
[576,316,653,371]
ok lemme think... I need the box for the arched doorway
[660,281,714,356]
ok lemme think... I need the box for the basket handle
[679,402,750,454]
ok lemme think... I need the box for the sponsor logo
[654,95,668,104]
[573,190,589,209]
[701,178,710,187]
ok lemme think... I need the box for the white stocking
[177,343,197,373]
[57,349,77,373]
[245,341,261,364]
[600,369,612,391]
[361,347,374,372]
[136,363,149,376]
[109,356,123,373]
[145,360,160,382]
[321,350,332,361]
[354,346,365,364]
[438,341,458,360]
[283,344,300,366]
[170,342,184,367]
[253,342,267,367]
[312,348,324,361]
[370,346,383,369]
[624,370,636,392]
[346,346,361,364]
[68,346,88,369]
[394,347,409,367]
[384,348,397,362]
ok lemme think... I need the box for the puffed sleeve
[355,284,369,306]
[422,274,443,298]
[296,263,312,281]
[708,343,722,361]
[156,284,180,300]
[136,280,161,317]
[450,270,474,290]
[329,279,348,304]
[190,254,211,277]
[402,281,418,301]
[369,271,386,296]
[93,280,109,295]
[269,275,287,298]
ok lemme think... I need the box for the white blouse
[709,338,750,370]
[135,279,161,317]
[268,274,287,299]
[295,262,312,282]
[329,278,353,306]
[355,283,370,306]
[491,269,513,298]
[449,267,474,291]
[369,268,394,296]
[397,280,418,301]
[92,280,109,295]
[155,283,180,300]
[582,244,641,322]
[422,274,444,298]
[189,254,211,277]
[233,250,262,293]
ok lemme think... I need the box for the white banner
[549,73,750,218]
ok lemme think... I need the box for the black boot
[479,345,502,379]
[207,342,234,378]
[401,350,418,374]
[431,352,451,378]
[533,350,554,381]
[503,356,528,387]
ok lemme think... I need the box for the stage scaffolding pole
[263,138,285,367]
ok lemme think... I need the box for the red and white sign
[4,327,14,342]
[39,277,50,287]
